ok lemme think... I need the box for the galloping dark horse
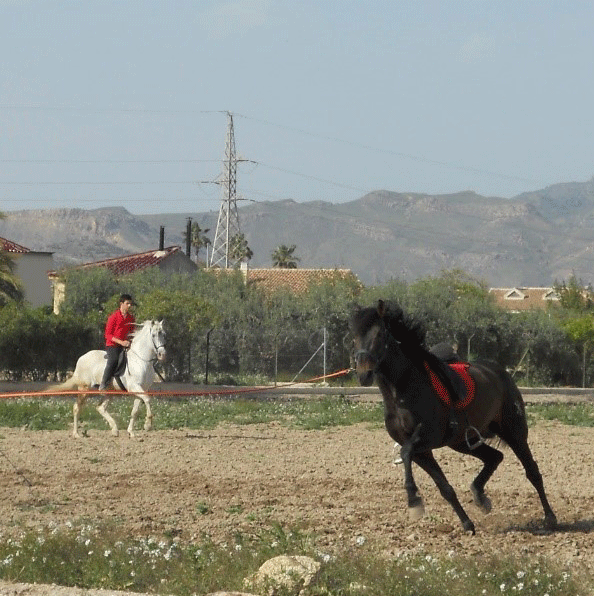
[351,300,557,534]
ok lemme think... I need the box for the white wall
[12,252,55,308]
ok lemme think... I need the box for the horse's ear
[377,300,385,318]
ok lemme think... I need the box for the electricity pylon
[209,112,242,268]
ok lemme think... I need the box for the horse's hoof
[409,501,425,521]
[111,429,119,437]
[544,514,558,531]
[462,520,476,535]
[471,487,492,514]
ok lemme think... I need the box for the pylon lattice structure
[209,112,242,268]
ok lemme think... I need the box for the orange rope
[0,368,353,399]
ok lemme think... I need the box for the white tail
[44,374,81,393]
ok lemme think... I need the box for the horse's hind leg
[452,443,504,514]
[73,392,87,439]
[97,397,119,437]
[499,428,557,530]
[413,451,476,534]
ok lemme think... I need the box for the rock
[243,555,321,596]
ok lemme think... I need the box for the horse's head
[350,300,389,387]
[148,320,167,362]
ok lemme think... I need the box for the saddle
[102,350,128,391]
[424,361,476,410]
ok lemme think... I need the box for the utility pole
[209,112,242,268]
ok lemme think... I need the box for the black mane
[381,302,427,352]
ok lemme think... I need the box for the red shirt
[104,309,136,347]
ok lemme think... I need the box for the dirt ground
[1,397,594,593]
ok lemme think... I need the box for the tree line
[1,258,594,387]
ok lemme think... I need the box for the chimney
[186,217,192,257]
[159,226,165,250]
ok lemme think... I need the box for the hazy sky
[1,0,593,214]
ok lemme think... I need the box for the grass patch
[0,395,384,432]
[0,521,585,596]
[528,402,594,427]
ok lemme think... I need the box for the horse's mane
[381,303,427,350]
[130,320,152,342]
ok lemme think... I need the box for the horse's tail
[44,374,80,394]
[475,358,527,421]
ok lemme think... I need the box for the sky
[1,0,593,215]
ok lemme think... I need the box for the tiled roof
[242,267,360,294]
[0,237,31,253]
[49,246,185,277]
[489,287,560,311]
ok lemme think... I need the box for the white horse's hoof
[409,502,425,521]
[111,429,119,437]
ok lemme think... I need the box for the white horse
[47,320,167,438]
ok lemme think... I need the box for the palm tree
[271,244,300,269]
[183,222,211,263]
[229,233,253,266]
[0,213,23,305]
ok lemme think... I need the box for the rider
[98,293,136,391]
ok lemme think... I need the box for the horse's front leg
[400,422,425,520]
[127,389,152,438]
[414,451,476,535]
[97,397,119,437]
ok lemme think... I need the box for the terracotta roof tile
[49,246,185,277]
[0,237,31,253]
[221,267,359,294]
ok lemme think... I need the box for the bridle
[353,321,400,372]
[127,322,166,364]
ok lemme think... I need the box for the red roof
[0,237,31,253]
[49,246,186,277]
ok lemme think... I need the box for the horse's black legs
[451,443,504,513]
[498,431,557,530]
[400,424,424,517]
[412,451,476,534]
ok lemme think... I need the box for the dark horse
[351,300,557,534]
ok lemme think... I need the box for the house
[0,237,55,308]
[49,245,197,314]
[489,287,560,312]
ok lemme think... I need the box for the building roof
[0,237,31,253]
[49,246,189,277]
[240,267,360,294]
[489,287,560,311]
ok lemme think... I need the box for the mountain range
[2,177,594,287]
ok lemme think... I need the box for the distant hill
[3,177,594,286]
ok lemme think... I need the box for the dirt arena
[1,392,594,588]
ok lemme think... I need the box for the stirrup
[465,426,485,450]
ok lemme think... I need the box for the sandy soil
[1,402,594,594]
